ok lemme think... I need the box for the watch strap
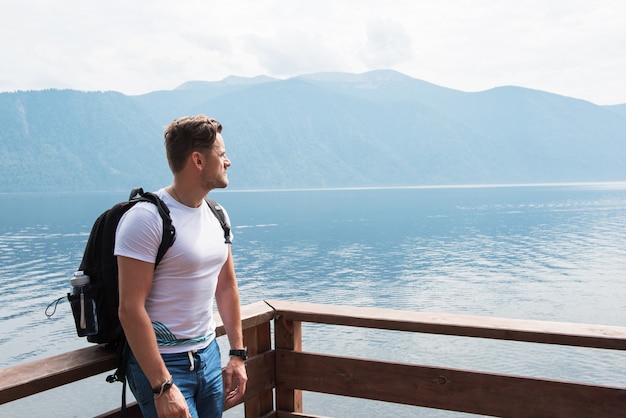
[229,347,248,360]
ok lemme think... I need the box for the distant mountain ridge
[1,70,625,193]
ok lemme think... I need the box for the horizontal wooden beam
[275,350,626,417]
[0,344,117,405]
[266,300,626,350]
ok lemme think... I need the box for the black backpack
[71,187,231,414]
[76,188,176,345]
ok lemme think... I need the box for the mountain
[1,70,625,193]
[606,103,626,119]
[0,89,169,193]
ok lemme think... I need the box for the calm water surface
[1,184,625,417]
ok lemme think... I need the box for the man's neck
[168,183,205,208]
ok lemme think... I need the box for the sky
[1,0,625,105]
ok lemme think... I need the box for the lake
[1,183,625,417]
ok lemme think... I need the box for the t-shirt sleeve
[114,203,162,264]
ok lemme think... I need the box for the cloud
[361,19,413,68]
[244,31,347,76]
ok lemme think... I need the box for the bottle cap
[71,271,91,286]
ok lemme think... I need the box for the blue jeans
[127,339,224,418]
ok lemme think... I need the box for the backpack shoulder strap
[205,198,232,244]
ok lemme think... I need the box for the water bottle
[69,271,98,336]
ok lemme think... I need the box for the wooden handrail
[1,300,625,417]
[265,299,626,350]
[0,344,117,405]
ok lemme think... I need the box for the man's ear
[192,151,203,168]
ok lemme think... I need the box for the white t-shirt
[114,188,230,354]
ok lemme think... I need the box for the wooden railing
[1,300,625,417]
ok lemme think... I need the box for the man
[115,115,247,417]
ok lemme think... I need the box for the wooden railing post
[243,321,273,418]
[274,315,302,413]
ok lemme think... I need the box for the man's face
[202,133,231,190]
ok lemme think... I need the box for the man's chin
[207,178,228,191]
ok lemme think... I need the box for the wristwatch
[152,376,174,397]
[229,347,248,360]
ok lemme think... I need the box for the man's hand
[223,356,248,408]
[154,385,191,418]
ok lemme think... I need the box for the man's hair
[164,115,223,173]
